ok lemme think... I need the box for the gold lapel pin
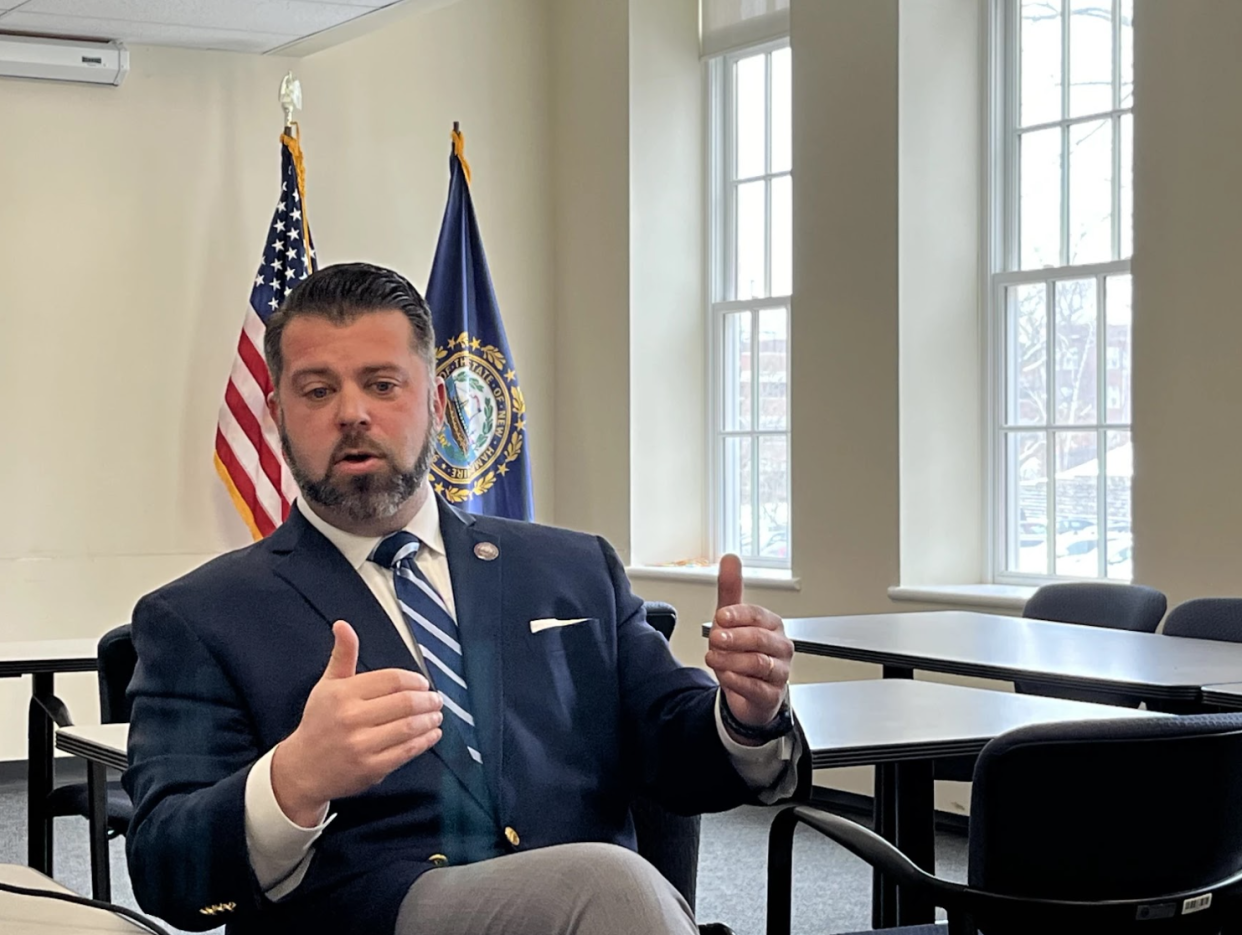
[474,542,499,561]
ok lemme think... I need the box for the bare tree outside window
[995,0,1132,581]
[710,41,792,568]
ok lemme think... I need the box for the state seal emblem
[431,331,526,504]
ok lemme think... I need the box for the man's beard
[280,420,435,525]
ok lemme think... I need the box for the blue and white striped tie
[370,532,483,766]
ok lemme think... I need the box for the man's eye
[373,381,396,393]
[307,387,330,400]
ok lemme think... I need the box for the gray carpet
[0,777,966,934]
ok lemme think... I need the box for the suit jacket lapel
[439,498,505,821]
[270,507,496,821]
[268,510,410,676]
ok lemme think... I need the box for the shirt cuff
[715,689,802,804]
[244,746,334,899]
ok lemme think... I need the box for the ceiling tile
[0,11,297,53]
[14,1,364,37]
[294,0,395,6]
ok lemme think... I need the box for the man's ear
[432,375,448,428]
[267,392,280,427]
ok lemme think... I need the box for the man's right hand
[271,620,444,827]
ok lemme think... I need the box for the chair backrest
[643,600,678,640]
[969,713,1242,904]
[1163,597,1242,643]
[97,624,136,723]
[632,601,700,912]
[1022,581,1167,632]
[1017,583,1168,706]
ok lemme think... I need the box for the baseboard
[807,786,970,836]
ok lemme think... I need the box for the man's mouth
[334,450,385,469]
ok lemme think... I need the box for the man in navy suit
[124,263,806,935]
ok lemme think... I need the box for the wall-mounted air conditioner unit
[0,34,128,86]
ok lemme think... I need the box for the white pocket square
[529,617,590,633]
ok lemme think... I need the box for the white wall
[1131,0,1242,605]
[0,0,555,761]
[0,46,294,759]
[898,0,984,586]
[628,0,707,566]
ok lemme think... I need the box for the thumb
[323,620,359,680]
[716,554,744,611]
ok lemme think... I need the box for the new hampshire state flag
[426,128,533,520]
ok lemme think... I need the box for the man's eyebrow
[289,366,336,382]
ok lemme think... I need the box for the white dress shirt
[244,488,799,898]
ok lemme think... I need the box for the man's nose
[334,383,371,428]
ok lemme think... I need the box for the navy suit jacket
[123,499,803,934]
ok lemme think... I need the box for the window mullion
[1097,273,1108,577]
[750,309,760,559]
[1045,279,1057,575]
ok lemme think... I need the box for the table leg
[871,762,899,929]
[87,761,111,901]
[27,672,54,874]
[894,759,936,925]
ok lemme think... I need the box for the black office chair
[44,624,136,896]
[631,600,735,935]
[1163,598,1242,643]
[934,582,1168,782]
[770,713,1242,935]
[1015,582,1168,704]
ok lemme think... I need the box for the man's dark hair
[264,262,436,387]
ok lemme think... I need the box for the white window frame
[986,0,1134,584]
[707,37,792,570]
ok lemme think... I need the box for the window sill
[888,584,1035,613]
[627,564,801,591]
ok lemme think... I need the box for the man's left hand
[705,554,793,733]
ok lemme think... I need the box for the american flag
[214,131,316,539]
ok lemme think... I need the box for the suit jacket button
[429,853,449,867]
[504,826,520,847]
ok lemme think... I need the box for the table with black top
[706,610,1242,704]
[0,639,99,874]
[56,724,129,900]
[1201,683,1242,710]
[790,679,1165,929]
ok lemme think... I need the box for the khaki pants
[394,842,698,935]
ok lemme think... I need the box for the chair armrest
[766,805,967,935]
[33,693,73,729]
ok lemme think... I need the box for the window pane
[758,435,789,560]
[722,436,754,556]
[1068,0,1113,118]
[1120,0,1134,107]
[736,180,766,300]
[1008,283,1048,425]
[1009,431,1049,575]
[1103,274,1131,425]
[1068,119,1113,264]
[771,47,792,173]
[722,311,752,431]
[1105,429,1132,580]
[1120,113,1133,259]
[1054,279,1098,425]
[1020,128,1062,269]
[1054,431,1100,577]
[735,54,766,179]
[1020,0,1063,127]
[758,308,788,430]
[771,175,792,297]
